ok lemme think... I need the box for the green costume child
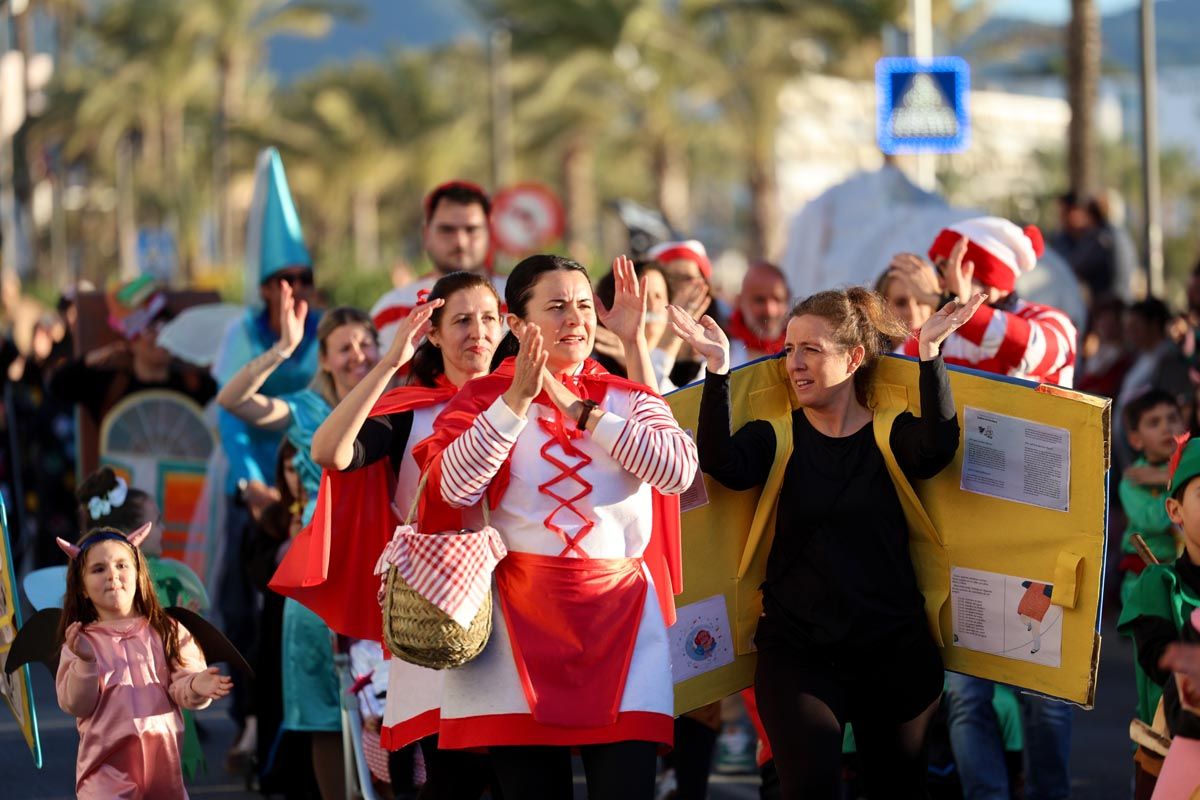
[1117,390,1185,606]
[1118,435,1200,725]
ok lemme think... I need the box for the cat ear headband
[55,522,152,560]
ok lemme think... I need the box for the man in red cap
[894,216,1077,387]
[370,181,506,349]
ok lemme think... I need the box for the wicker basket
[380,481,496,670]
[382,566,493,670]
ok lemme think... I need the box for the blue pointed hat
[245,147,311,300]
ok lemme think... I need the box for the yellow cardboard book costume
[666,354,1108,713]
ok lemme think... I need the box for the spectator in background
[370,181,504,351]
[647,239,724,387]
[876,255,935,352]
[1115,298,1192,467]
[48,276,217,425]
[726,261,790,366]
[1050,191,1116,304]
[1076,297,1132,398]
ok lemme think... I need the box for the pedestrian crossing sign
[876,56,970,154]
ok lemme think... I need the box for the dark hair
[424,181,491,224]
[408,271,502,388]
[76,467,156,539]
[1123,388,1180,434]
[494,254,591,363]
[789,288,909,405]
[1128,298,1171,331]
[593,260,669,311]
[313,306,377,404]
[275,438,301,514]
[58,526,183,670]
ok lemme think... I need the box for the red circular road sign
[491,183,565,255]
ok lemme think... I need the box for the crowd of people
[5,150,1200,800]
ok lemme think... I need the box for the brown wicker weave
[380,477,495,669]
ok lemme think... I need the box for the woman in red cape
[410,254,697,800]
[271,272,505,800]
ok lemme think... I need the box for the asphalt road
[1,615,1136,799]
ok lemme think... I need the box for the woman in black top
[669,286,985,799]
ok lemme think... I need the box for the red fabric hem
[380,708,441,751]
[437,711,673,749]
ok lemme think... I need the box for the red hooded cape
[410,357,683,627]
[269,377,459,641]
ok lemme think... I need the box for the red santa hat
[647,239,712,281]
[927,217,1045,293]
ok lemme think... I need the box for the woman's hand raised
[596,255,646,344]
[917,293,987,360]
[501,325,548,418]
[384,299,443,370]
[276,282,308,358]
[668,305,730,375]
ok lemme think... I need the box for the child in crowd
[1119,436,1200,795]
[55,523,232,798]
[1118,390,1186,605]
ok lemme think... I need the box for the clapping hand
[501,324,548,418]
[277,282,308,358]
[939,237,975,304]
[191,667,234,700]
[384,299,443,369]
[596,255,646,344]
[64,622,95,662]
[917,293,987,360]
[668,305,730,374]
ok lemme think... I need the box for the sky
[970,0,1141,23]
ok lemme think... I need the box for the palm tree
[1067,0,1100,199]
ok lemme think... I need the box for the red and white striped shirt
[905,299,1077,387]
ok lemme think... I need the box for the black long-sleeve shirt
[344,411,415,473]
[698,357,960,646]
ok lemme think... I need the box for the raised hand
[941,237,975,304]
[64,622,95,662]
[277,282,309,357]
[596,255,646,344]
[917,292,987,360]
[502,325,548,418]
[887,252,941,307]
[668,305,730,374]
[384,299,443,369]
[191,667,234,700]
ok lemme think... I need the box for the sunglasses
[271,271,314,288]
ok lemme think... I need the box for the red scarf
[727,308,785,355]
[270,376,459,641]
[411,358,683,627]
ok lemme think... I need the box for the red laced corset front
[436,386,697,554]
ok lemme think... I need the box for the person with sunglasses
[209,148,323,768]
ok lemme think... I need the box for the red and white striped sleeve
[941,302,1077,382]
[438,397,527,508]
[590,390,699,495]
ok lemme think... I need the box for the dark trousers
[489,740,658,800]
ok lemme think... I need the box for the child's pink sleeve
[167,623,212,711]
[56,644,101,718]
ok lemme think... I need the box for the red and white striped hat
[927,217,1045,293]
[647,239,712,280]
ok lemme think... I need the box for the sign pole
[1139,0,1163,298]
[909,0,936,191]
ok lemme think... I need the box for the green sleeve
[1118,478,1173,539]
[1118,565,1178,635]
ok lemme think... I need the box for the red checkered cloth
[374,524,507,628]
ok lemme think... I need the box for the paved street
[0,613,1138,799]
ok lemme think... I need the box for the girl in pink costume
[54,522,233,799]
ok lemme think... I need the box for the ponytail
[790,288,909,404]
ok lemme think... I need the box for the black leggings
[418,735,501,800]
[489,740,658,800]
[754,646,940,799]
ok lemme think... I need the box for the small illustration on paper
[669,594,735,684]
[950,566,1063,668]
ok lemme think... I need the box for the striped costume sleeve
[942,302,1077,383]
[591,391,699,495]
[438,397,527,508]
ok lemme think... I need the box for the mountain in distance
[266,0,482,80]
[961,0,1197,81]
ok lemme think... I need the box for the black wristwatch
[577,399,600,430]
